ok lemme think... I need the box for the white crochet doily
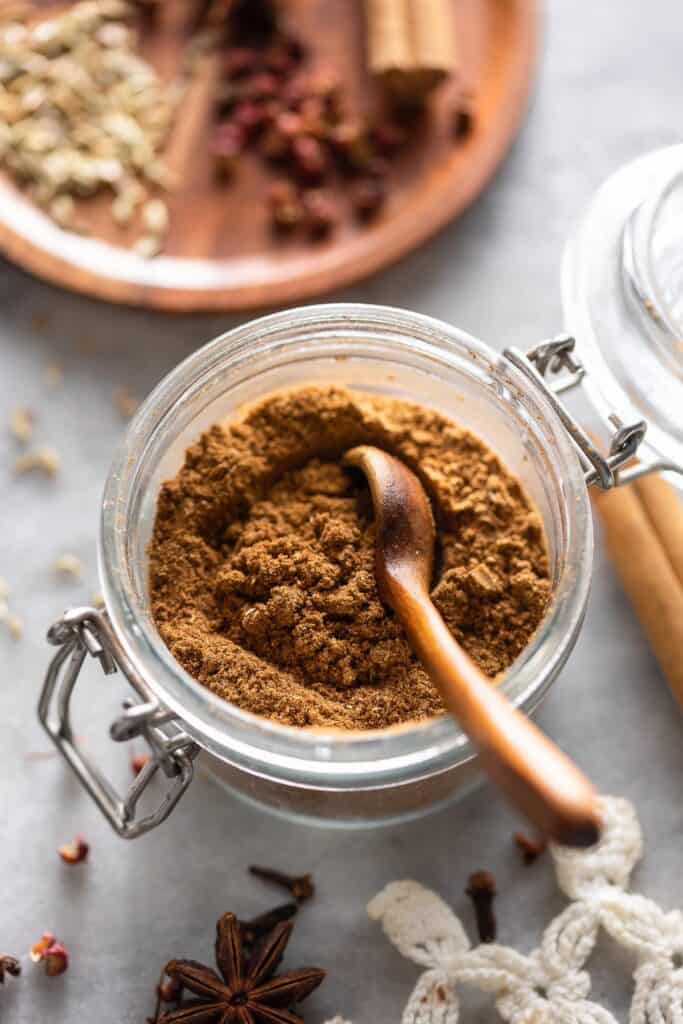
[324,796,683,1024]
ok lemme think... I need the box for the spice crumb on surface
[113,387,140,419]
[14,446,61,477]
[45,364,64,389]
[8,406,34,444]
[149,386,550,730]
[53,554,83,580]
[6,614,24,640]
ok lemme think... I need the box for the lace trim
[344,796,683,1024]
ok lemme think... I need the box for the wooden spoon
[343,444,601,848]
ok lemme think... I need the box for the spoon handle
[400,591,601,847]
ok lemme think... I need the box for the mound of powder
[149,386,550,730]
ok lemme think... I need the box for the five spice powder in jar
[148,386,550,730]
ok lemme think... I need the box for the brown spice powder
[149,386,550,730]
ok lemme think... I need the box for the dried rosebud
[291,135,327,184]
[210,122,246,179]
[263,46,295,77]
[371,120,407,155]
[43,944,68,978]
[260,126,289,163]
[214,82,241,118]
[131,752,151,775]
[453,104,474,141]
[329,121,373,171]
[351,178,386,221]
[268,181,304,232]
[223,47,259,80]
[58,835,89,864]
[0,954,21,984]
[298,96,328,137]
[274,110,305,140]
[232,101,269,138]
[247,72,280,101]
[30,933,56,963]
[365,156,390,180]
[307,68,341,103]
[301,190,337,238]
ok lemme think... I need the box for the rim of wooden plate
[0,0,538,312]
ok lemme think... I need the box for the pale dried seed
[45,364,64,388]
[6,614,24,640]
[113,386,139,418]
[0,599,8,622]
[49,194,75,227]
[14,446,61,477]
[90,590,105,608]
[0,577,9,600]
[54,554,83,579]
[142,197,168,236]
[0,0,183,248]
[9,406,34,443]
[133,234,160,259]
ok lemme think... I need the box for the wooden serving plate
[0,0,538,311]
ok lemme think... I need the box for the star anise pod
[159,912,325,1024]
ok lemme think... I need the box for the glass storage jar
[39,148,683,840]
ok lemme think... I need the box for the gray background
[2,2,682,1021]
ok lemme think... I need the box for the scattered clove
[465,870,497,943]
[0,954,21,984]
[58,835,89,864]
[513,832,548,866]
[239,902,298,950]
[249,865,315,903]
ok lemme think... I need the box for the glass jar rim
[98,303,593,791]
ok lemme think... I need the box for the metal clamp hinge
[504,335,647,489]
[39,606,199,839]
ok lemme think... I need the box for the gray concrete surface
[2,2,683,1021]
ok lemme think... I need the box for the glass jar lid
[562,145,683,476]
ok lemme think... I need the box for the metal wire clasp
[504,336,647,489]
[39,606,199,839]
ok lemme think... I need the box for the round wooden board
[0,0,538,312]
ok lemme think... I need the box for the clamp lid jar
[38,149,683,840]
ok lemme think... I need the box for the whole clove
[239,903,298,949]
[466,870,497,944]
[514,832,548,866]
[0,955,21,984]
[249,865,315,903]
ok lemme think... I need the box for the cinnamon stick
[365,0,458,101]
[634,474,683,587]
[593,480,683,708]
